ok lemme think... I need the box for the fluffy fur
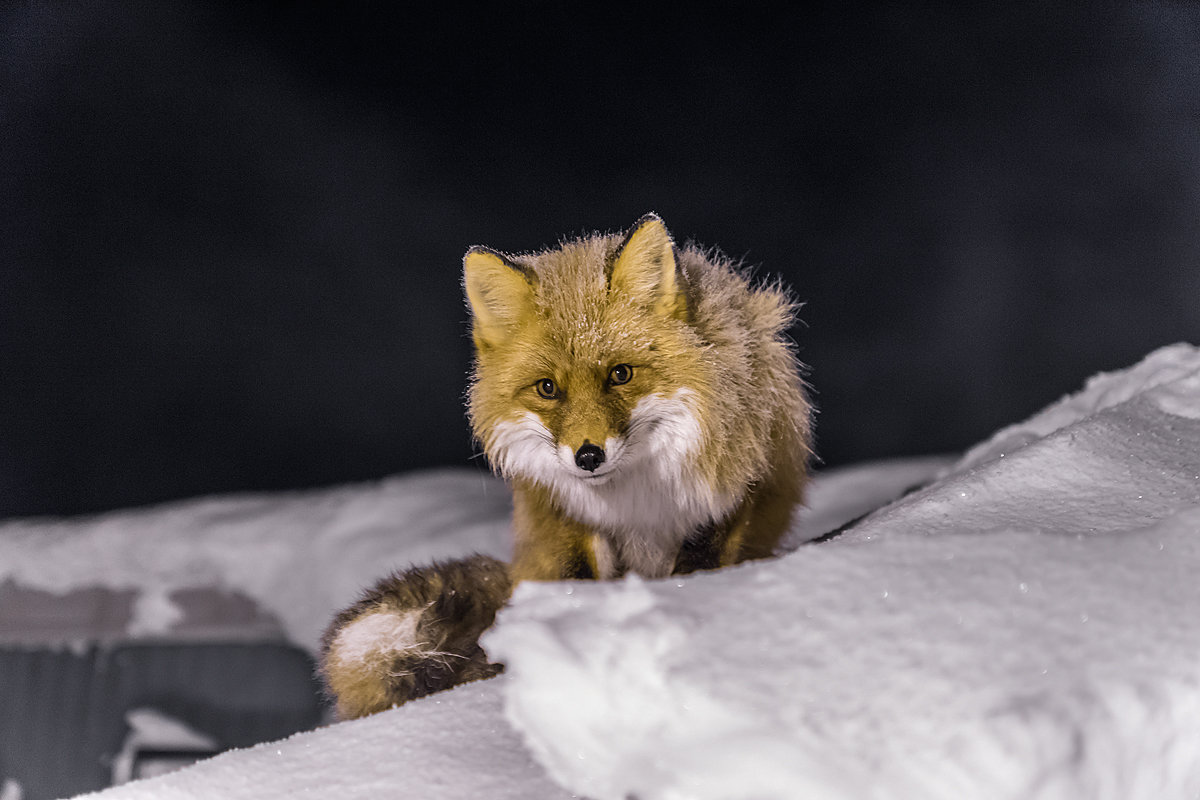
[467,214,813,580]
[319,555,511,720]
[319,215,814,717]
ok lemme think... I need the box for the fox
[320,214,814,719]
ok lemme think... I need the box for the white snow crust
[41,342,1200,799]
[81,681,571,800]
[485,343,1200,799]
[0,470,514,651]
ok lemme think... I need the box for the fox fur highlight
[320,214,813,718]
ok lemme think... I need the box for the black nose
[574,444,606,472]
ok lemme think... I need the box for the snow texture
[80,681,570,800]
[47,342,1200,798]
[485,343,1200,799]
[0,470,514,652]
[66,457,926,800]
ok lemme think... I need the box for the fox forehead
[474,278,679,367]
[502,319,656,373]
[507,235,663,324]
[471,229,699,370]
[516,234,613,300]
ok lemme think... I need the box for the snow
[485,343,1200,799]
[15,342,1197,799]
[0,470,514,651]
[81,681,571,800]
[61,454,928,800]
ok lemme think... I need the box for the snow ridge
[0,470,513,652]
[50,342,1200,800]
[485,342,1200,800]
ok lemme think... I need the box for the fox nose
[574,444,606,472]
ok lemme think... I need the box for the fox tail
[319,553,512,719]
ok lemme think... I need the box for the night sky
[4,2,1199,518]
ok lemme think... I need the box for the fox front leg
[674,474,801,575]
[672,521,724,574]
[510,483,605,582]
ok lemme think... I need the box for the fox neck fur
[465,214,813,582]
[494,387,737,578]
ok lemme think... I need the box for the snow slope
[45,342,1200,799]
[487,343,1200,799]
[79,680,573,800]
[0,470,515,651]
[62,460,930,800]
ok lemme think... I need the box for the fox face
[492,357,658,481]
[465,215,738,539]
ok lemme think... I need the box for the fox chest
[492,391,741,578]
[551,458,738,579]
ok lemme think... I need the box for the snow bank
[0,453,930,655]
[63,467,934,800]
[0,470,514,652]
[484,343,1200,800]
[80,680,573,800]
[59,343,1200,799]
[842,342,1200,543]
[70,457,933,800]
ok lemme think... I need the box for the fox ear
[609,213,687,320]
[463,247,536,349]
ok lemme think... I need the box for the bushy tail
[319,554,512,719]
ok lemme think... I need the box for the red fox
[320,214,813,718]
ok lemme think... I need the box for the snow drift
[0,471,515,652]
[487,342,1200,799]
[36,342,1200,799]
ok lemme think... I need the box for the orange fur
[320,215,815,718]
[466,214,813,580]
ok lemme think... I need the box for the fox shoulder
[619,237,811,499]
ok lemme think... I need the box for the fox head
[463,214,714,497]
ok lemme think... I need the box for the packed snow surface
[47,343,1200,799]
[0,470,516,650]
[487,343,1200,799]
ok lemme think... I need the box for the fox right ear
[463,247,536,349]
[609,213,688,321]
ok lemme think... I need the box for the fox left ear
[463,247,537,350]
[609,213,688,320]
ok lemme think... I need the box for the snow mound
[952,341,1200,473]
[0,470,514,652]
[483,343,1200,800]
[843,343,1200,543]
[80,681,572,800]
[66,343,1200,800]
[69,457,932,800]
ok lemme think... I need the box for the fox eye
[608,364,633,386]
[535,378,559,399]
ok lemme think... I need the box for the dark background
[3,2,1199,518]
